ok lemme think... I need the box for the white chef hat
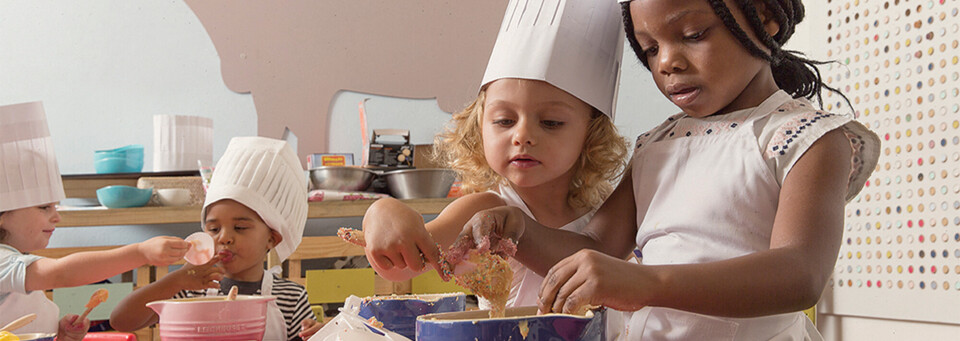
[202,136,308,261]
[481,0,624,118]
[0,102,65,212]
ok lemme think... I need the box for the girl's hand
[57,314,89,341]
[173,255,224,291]
[138,236,191,266]
[299,318,323,339]
[449,206,525,262]
[362,198,443,274]
[538,249,650,314]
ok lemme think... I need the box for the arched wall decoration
[185,0,509,159]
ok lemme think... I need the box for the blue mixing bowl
[96,185,153,208]
[417,306,606,341]
[358,293,465,340]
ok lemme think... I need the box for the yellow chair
[285,236,415,320]
[410,270,470,295]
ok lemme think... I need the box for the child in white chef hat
[111,136,321,341]
[361,0,628,312]
[0,101,191,340]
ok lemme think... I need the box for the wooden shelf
[57,198,454,227]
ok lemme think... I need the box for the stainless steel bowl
[307,166,377,191]
[382,168,457,199]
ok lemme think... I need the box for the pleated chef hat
[202,136,307,261]
[0,102,65,212]
[481,0,624,118]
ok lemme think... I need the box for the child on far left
[0,101,190,341]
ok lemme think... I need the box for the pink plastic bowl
[146,295,275,341]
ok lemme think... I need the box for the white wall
[1,2,670,248]
[0,0,256,174]
[1,1,673,176]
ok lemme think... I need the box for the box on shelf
[307,153,355,168]
[367,129,413,168]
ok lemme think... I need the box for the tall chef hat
[202,136,308,261]
[481,0,624,118]
[0,102,65,212]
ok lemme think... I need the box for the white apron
[0,290,59,334]
[205,266,286,341]
[494,184,594,307]
[625,105,820,340]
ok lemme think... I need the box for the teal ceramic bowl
[96,185,153,208]
[94,144,144,173]
[94,157,134,173]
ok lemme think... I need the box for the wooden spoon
[0,313,37,333]
[227,285,239,300]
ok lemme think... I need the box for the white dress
[0,244,60,334]
[623,91,879,340]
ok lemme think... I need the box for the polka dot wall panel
[823,0,960,323]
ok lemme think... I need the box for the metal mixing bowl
[382,168,457,199]
[307,166,377,191]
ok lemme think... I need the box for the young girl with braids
[456,0,880,339]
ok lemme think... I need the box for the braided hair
[622,0,851,111]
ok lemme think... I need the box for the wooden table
[57,198,453,227]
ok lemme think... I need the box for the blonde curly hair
[434,89,629,209]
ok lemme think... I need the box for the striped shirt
[174,274,315,341]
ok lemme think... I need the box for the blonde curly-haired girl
[361,0,628,310]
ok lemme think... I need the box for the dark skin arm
[462,129,851,317]
[457,170,639,277]
[538,129,851,316]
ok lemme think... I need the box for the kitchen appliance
[367,129,414,168]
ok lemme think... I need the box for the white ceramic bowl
[157,188,192,207]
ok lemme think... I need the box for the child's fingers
[170,238,191,250]
[538,256,578,314]
[204,254,223,266]
[299,319,322,338]
[417,240,444,275]
[400,245,424,271]
[371,253,396,270]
